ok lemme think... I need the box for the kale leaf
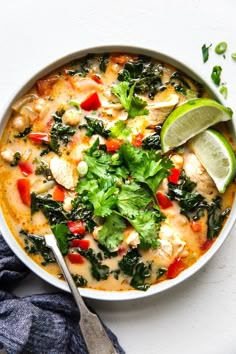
[51,224,69,255]
[142,132,161,150]
[31,193,68,224]
[80,248,110,281]
[10,152,21,167]
[49,110,76,154]
[118,58,164,99]
[119,249,140,276]
[82,116,110,138]
[130,262,151,291]
[99,53,109,73]
[21,230,55,266]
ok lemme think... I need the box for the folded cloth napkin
[0,235,125,354]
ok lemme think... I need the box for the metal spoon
[44,233,117,354]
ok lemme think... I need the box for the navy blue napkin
[0,235,125,354]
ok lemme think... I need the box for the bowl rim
[0,44,235,301]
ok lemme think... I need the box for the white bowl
[0,45,235,301]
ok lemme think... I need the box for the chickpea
[63,197,73,212]
[1,149,14,163]
[170,154,184,169]
[63,110,82,126]
[12,115,29,132]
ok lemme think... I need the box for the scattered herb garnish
[82,116,110,138]
[211,65,222,86]
[215,42,227,55]
[202,43,212,63]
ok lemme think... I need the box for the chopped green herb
[111,82,149,118]
[219,85,228,99]
[72,274,88,287]
[14,126,32,138]
[80,248,110,281]
[215,42,227,55]
[109,120,131,139]
[10,152,21,166]
[82,116,110,138]
[119,249,140,276]
[202,43,212,63]
[211,65,222,86]
[99,53,109,73]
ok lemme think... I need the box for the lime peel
[161,98,233,153]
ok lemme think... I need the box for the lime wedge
[189,129,236,193]
[161,98,233,153]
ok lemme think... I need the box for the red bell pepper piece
[166,257,186,279]
[70,239,90,250]
[53,185,65,202]
[156,192,173,209]
[105,138,123,153]
[168,168,181,184]
[132,133,144,147]
[201,239,214,251]
[91,74,102,84]
[28,132,49,144]
[67,220,86,235]
[68,253,85,264]
[190,220,202,232]
[17,178,31,206]
[19,161,34,176]
[80,92,101,111]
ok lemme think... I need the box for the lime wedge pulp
[161,98,233,153]
[189,129,236,193]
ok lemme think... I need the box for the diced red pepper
[190,220,202,232]
[168,168,181,184]
[91,74,102,84]
[132,133,144,147]
[70,239,90,250]
[28,132,49,144]
[19,161,34,176]
[166,257,186,279]
[105,138,123,153]
[201,239,214,251]
[68,253,85,264]
[53,185,65,202]
[67,220,86,235]
[17,178,31,206]
[156,192,173,209]
[80,92,101,111]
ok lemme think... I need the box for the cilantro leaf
[84,144,112,179]
[119,142,173,194]
[117,182,153,218]
[88,180,118,217]
[98,213,126,250]
[129,95,149,119]
[128,210,162,250]
[109,120,131,139]
[51,224,69,255]
[111,82,149,118]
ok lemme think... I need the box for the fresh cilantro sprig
[109,120,132,139]
[76,140,172,251]
[111,82,149,118]
[119,142,174,194]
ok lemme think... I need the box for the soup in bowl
[0,46,235,300]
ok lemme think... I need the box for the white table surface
[1,1,236,353]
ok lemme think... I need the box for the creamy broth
[0,53,235,292]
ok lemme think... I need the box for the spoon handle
[45,234,117,354]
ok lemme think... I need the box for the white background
[1,1,236,353]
